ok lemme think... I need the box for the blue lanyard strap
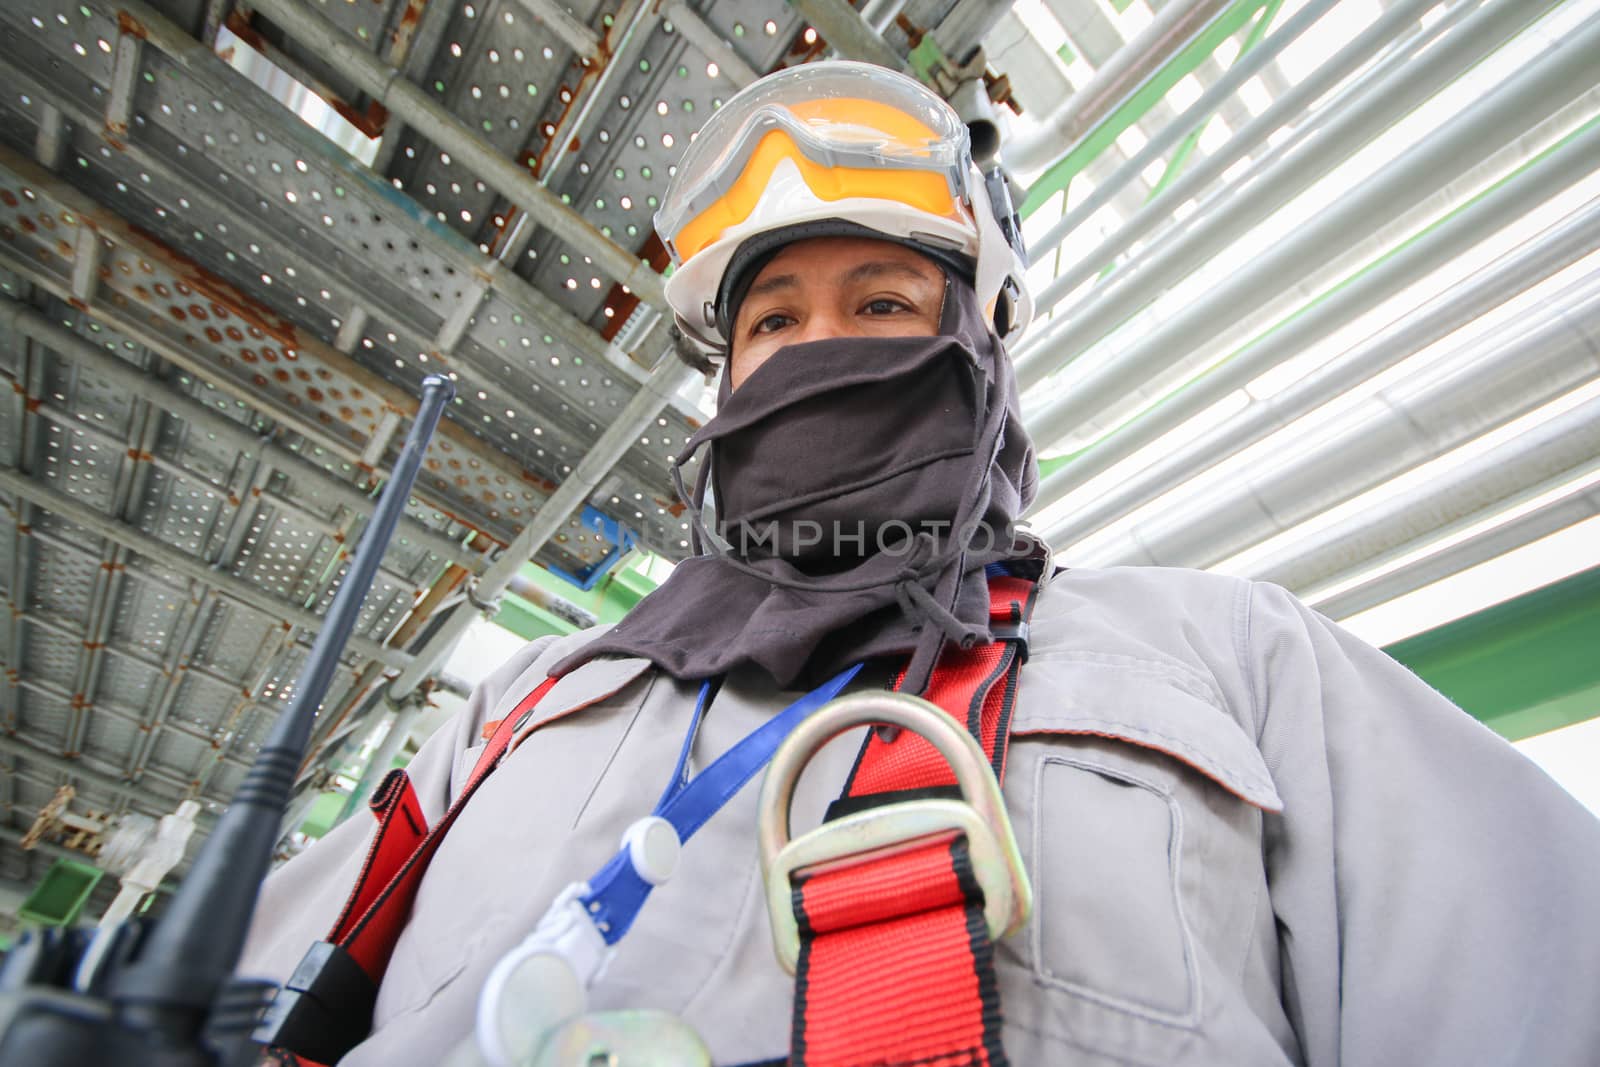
[579,663,863,945]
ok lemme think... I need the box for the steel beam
[663,1,760,89]
[542,0,660,182]
[33,102,66,172]
[1033,121,1600,541]
[1385,565,1600,740]
[512,0,604,63]
[1023,9,1600,451]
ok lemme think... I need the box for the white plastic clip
[475,882,613,1067]
[622,815,680,887]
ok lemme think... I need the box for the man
[240,62,1600,1066]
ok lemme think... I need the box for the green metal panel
[493,592,581,642]
[19,858,104,928]
[1021,0,1272,216]
[1384,566,1600,741]
[298,789,353,842]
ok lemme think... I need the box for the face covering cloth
[551,274,1042,694]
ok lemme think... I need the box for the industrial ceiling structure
[0,0,1596,933]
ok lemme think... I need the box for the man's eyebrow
[840,259,938,286]
[745,259,937,303]
[745,272,800,299]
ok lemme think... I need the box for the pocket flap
[1012,654,1282,812]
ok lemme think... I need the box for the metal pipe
[0,466,412,671]
[239,0,667,307]
[1003,0,1229,172]
[1022,9,1600,451]
[1016,0,1547,387]
[1021,0,1351,278]
[785,0,906,70]
[1077,273,1600,570]
[1313,464,1600,622]
[384,352,700,701]
[1023,0,1488,283]
[664,1,760,89]
[1033,124,1600,542]
[1257,395,1600,600]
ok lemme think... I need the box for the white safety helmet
[654,61,1032,356]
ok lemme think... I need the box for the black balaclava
[552,255,1042,694]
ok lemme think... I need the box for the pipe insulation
[1255,394,1600,599]
[1031,126,1600,544]
[1004,0,1232,172]
[1021,6,1600,449]
[1015,0,1561,390]
[1016,0,1344,277]
[1073,271,1600,570]
[1019,0,1497,324]
[1312,464,1600,621]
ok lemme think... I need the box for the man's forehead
[748,238,943,292]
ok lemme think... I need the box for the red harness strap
[257,676,559,1064]
[789,572,1038,1067]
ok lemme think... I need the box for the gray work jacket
[239,566,1600,1065]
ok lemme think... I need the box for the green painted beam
[1021,0,1271,217]
[1384,565,1600,741]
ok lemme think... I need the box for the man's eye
[863,298,909,315]
[753,313,793,334]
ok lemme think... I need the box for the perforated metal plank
[16,681,74,747]
[0,9,701,562]
[381,0,607,245]
[105,566,191,662]
[523,0,803,320]
[22,535,101,630]
[94,650,165,715]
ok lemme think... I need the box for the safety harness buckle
[756,691,1033,975]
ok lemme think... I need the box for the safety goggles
[656,62,975,265]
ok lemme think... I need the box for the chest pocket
[999,654,1282,1064]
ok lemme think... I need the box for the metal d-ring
[755,691,1032,974]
